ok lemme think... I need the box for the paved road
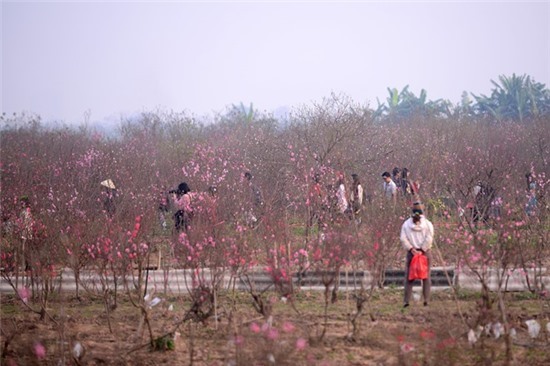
[1,267,548,294]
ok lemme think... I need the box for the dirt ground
[1,287,549,366]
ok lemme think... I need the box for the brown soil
[1,288,549,366]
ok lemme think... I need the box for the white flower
[168,304,174,311]
[525,319,541,339]
[267,353,276,364]
[509,328,517,339]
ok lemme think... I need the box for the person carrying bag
[408,253,429,281]
[400,202,434,307]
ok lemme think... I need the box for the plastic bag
[525,319,540,339]
[408,253,428,280]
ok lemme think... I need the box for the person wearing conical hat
[100,179,116,190]
[100,179,117,217]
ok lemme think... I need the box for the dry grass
[1,288,549,365]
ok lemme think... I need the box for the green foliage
[455,289,483,301]
[374,85,453,121]
[371,74,549,123]
[424,197,446,217]
[222,102,265,126]
[153,334,175,351]
[0,303,20,316]
[510,291,540,301]
[472,73,550,122]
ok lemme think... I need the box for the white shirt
[336,183,348,213]
[351,184,363,205]
[400,216,434,251]
[383,180,397,199]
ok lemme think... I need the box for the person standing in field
[401,168,420,203]
[18,196,34,270]
[400,202,434,308]
[100,179,118,218]
[525,172,538,217]
[244,171,264,227]
[392,167,402,193]
[335,175,349,215]
[158,186,172,230]
[174,182,193,233]
[349,173,364,222]
[382,171,398,205]
[307,173,326,231]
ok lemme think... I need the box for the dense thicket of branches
[1,92,549,361]
[2,93,548,267]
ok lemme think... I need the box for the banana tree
[373,86,413,120]
[472,74,550,123]
[374,86,452,120]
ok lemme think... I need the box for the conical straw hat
[100,179,116,189]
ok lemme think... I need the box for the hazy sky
[2,1,549,124]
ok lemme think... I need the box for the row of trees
[2,74,548,131]
[374,74,550,123]
[1,79,549,363]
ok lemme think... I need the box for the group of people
[382,167,420,204]
[97,167,542,309]
[306,172,366,229]
[7,163,541,311]
[102,168,434,308]
[382,168,431,307]
[460,171,539,226]
[398,170,540,308]
[310,168,431,307]
[334,173,365,219]
[158,171,265,234]
[306,167,420,228]
[158,181,197,234]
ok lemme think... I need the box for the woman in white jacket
[400,202,434,307]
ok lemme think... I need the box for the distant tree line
[2,74,548,131]
[373,73,550,123]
